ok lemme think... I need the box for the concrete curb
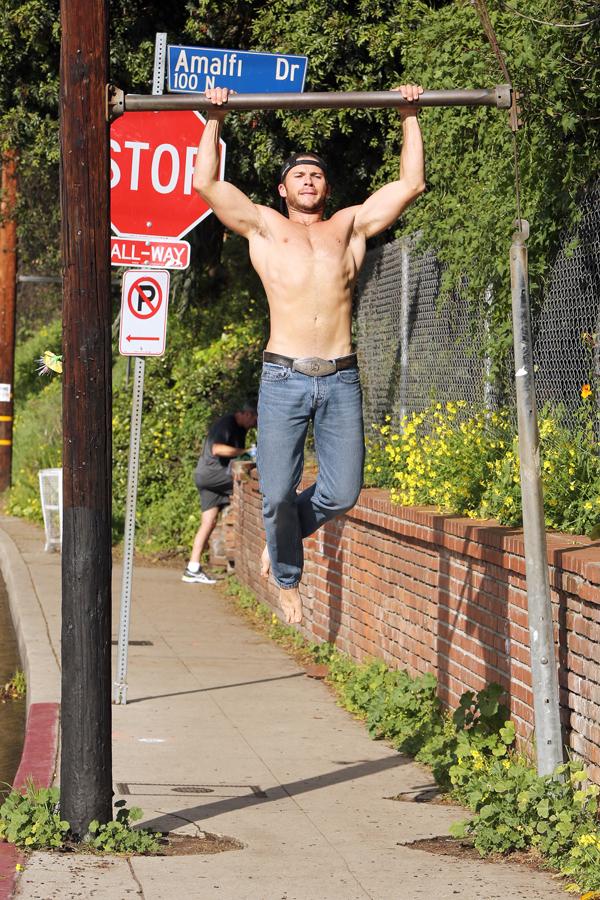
[0,525,60,899]
[0,526,61,707]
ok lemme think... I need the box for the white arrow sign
[119,269,170,357]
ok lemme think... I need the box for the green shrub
[365,404,514,513]
[13,321,63,410]
[0,784,69,849]
[365,402,600,538]
[478,405,600,537]
[450,759,600,884]
[0,783,160,855]
[7,303,264,550]
[6,378,62,523]
[88,800,160,855]
[112,314,263,552]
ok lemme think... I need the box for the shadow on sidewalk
[140,753,412,831]
[126,672,305,705]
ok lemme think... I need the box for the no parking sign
[119,269,170,356]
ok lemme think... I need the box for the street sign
[110,110,225,239]
[111,235,190,270]
[168,46,307,94]
[119,269,170,356]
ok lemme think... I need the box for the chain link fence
[355,183,600,432]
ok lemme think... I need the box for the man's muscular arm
[193,87,265,238]
[353,84,425,241]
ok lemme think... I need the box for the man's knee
[263,485,298,511]
[318,484,362,517]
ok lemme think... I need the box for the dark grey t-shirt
[195,413,247,490]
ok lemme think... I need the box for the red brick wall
[231,464,600,780]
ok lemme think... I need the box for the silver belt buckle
[292,357,336,376]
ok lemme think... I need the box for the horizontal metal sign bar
[108,85,512,119]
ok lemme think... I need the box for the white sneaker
[181,567,217,585]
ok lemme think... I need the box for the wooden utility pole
[0,151,18,492]
[59,0,112,838]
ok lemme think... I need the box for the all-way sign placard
[111,236,190,270]
[119,269,170,357]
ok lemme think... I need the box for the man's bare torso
[249,205,366,359]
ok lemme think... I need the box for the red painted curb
[12,703,59,792]
[0,701,59,900]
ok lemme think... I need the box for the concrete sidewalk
[0,515,568,899]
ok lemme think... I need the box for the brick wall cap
[232,460,256,480]
[250,473,600,587]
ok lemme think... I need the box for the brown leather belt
[263,351,358,377]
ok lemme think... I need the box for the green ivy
[450,760,600,892]
[0,784,69,849]
[88,800,160,855]
[0,783,160,855]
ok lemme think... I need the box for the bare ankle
[279,586,302,625]
[260,544,271,578]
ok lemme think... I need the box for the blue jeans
[257,362,365,589]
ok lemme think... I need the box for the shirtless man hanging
[193,84,425,625]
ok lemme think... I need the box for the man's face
[278,159,330,214]
[240,411,257,429]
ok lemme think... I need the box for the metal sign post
[113,34,168,705]
[510,220,563,776]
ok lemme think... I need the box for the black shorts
[194,469,233,512]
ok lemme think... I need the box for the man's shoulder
[329,205,361,223]
[244,205,286,240]
[209,413,235,432]
[257,205,287,225]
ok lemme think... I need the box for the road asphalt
[0,514,569,899]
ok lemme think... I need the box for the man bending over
[193,84,425,625]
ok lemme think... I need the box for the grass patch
[0,670,26,702]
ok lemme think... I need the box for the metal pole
[399,240,411,423]
[483,284,498,413]
[113,32,167,705]
[510,220,563,776]
[0,151,18,492]
[60,0,113,838]
[113,356,145,704]
[108,84,512,119]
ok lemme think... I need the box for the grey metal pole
[108,85,512,119]
[113,355,145,704]
[399,240,411,423]
[113,32,167,705]
[483,284,498,413]
[510,220,563,776]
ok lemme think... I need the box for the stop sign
[110,110,226,240]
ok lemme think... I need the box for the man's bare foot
[279,586,302,624]
[261,544,271,578]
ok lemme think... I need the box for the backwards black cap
[279,152,329,184]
